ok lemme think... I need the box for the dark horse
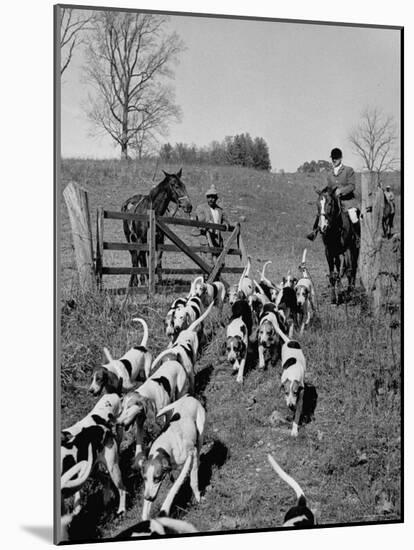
[121,169,192,287]
[316,189,360,304]
[382,192,395,239]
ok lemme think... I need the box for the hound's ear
[177,168,182,178]
[161,454,172,473]
[143,398,156,425]
[116,376,123,395]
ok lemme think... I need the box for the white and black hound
[165,297,188,345]
[226,298,253,384]
[169,296,205,347]
[273,323,306,437]
[89,318,152,396]
[150,302,214,394]
[115,516,197,539]
[61,394,127,538]
[257,303,287,370]
[295,249,317,335]
[141,395,206,520]
[189,275,226,312]
[267,454,315,527]
[117,359,190,469]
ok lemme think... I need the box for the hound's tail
[301,248,307,266]
[103,347,114,363]
[155,517,198,533]
[132,317,149,348]
[156,394,190,418]
[238,256,251,292]
[187,301,214,332]
[61,444,93,491]
[260,260,273,284]
[267,454,306,504]
[253,279,265,295]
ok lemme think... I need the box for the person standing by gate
[192,184,230,265]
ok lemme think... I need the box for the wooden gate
[95,208,248,294]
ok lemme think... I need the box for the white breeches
[348,207,358,224]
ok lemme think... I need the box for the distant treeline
[297,160,331,173]
[159,133,271,171]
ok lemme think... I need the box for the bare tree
[84,12,184,160]
[60,8,94,75]
[349,107,400,175]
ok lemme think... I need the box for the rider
[306,147,360,245]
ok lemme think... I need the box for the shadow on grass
[195,363,214,398]
[169,439,229,517]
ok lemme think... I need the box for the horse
[121,169,192,287]
[316,188,360,304]
[382,192,395,239]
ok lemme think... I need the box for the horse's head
[316,188,340,235]
[162,169,192,214]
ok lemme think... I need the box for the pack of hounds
[60,249,319,541]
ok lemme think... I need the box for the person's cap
[330,147,343,160]
[206,184,218,197]
[386,185,391,189]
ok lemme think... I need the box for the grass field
[60,159,401,541]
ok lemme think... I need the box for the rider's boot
[352,221,361,248]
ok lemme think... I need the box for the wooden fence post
[95,207,104,289]
[359,171,384,315]
[148,209,156,295]
[63,182,95,291]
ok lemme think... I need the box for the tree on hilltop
[84,12,184,160]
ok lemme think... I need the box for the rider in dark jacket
[307,148,360,244]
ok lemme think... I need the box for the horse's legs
[129,237,139,287]
[138,251,147,286]
[157,232,163,285]
[325,249,337,304]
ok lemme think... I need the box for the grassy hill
[59,159,401,541]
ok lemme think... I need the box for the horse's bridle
[319,193,341,232]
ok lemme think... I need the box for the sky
[60,10,401,172]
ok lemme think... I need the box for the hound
[228,283,242,305]
[267,454,315,527]
[281,270,298,289]
[258,261,281,302]
[165,297,188,344]
[61,395,127,536]
[295,249,317,335]
[189,275,226,312]
[89,318,152,396]
[115,516,197,538]
[249,281,271,328]
[117,360,190,469]
[169,296,205,346]
[274,323,306,437]
[257,304,286,370]
[141,395,206,521]
[276,285,298,338]
[149,303,214,393]
[226,298,252,384]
